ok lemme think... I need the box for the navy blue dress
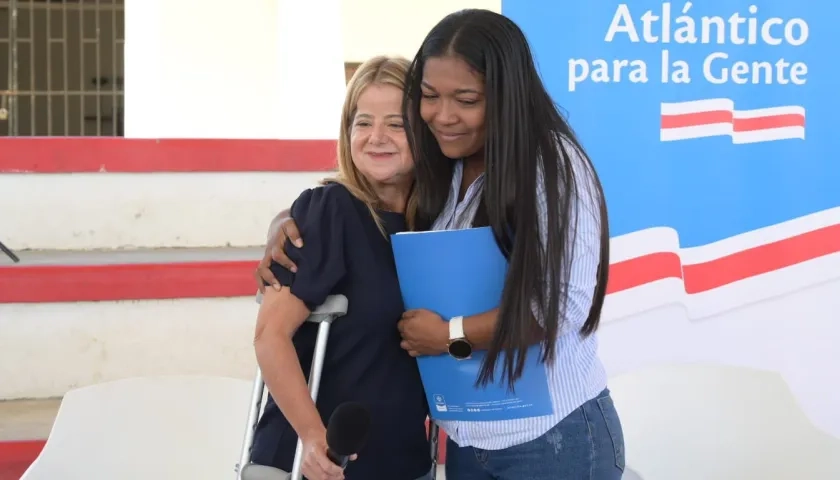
[250,183,431,480]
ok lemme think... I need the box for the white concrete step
[1,296,259,399]
[1,247,264,399]
[3,246,264,266]
[0,398,61,442]
[0,171,325,251]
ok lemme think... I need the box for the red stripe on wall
[0,138,337,173]
[682,223,840,294]
[0,261,257,303]
[0,440,44,480]
[2,225,838,303]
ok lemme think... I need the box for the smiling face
[349,84,413,186]
[419,55,486,160]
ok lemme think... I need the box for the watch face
[448,340,472,359]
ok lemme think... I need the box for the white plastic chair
[610,364,840,480]
[622,467,644,479]
[20,375,252,480]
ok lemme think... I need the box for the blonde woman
[250,56,430,480]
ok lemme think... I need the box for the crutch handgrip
[239,463,290,480]
[254,292,348,320]
[308,295,348,320]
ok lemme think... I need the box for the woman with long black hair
[257,9,624,479]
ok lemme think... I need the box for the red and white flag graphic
[660,99,805,144]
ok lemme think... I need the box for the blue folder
[391,227,553,421]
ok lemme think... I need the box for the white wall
[124,0,501,138]
[124,0,346,140]
[0,0,500,138]
[341,0,501,62]
[0,297,258,400]
[1,172,325,250]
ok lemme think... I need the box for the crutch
[0,240,19,263]
[235,293,349,480]
[428,422,440,480]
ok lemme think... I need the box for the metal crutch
[428,422,440,480]
[0,240,19,263]
[235,293,349,480]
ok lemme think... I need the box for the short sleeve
[267,184,349,311]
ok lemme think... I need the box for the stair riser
[1,172,326,251]
[0,298,258,400]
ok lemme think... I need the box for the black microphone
[325,402,371,468]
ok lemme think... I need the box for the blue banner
[504,0,837,246]
[501,0,840,458]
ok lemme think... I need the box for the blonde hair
[323,55,417,235]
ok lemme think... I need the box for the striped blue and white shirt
[432,137,607,450]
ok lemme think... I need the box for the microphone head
[326,402,371,456]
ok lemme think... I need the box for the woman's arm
[397,308,498,356]
[252,186,351,480]
[253,287,324,441]
[531,139,601,331]
[254,287,345,480]
[398,307,542,356]
[254,208,305,293]
[462,308,499,350]
[464,308,544,348]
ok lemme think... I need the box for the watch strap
[449,316,465,340]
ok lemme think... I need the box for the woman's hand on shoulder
[254,215,304,293]
[254,185,350,293]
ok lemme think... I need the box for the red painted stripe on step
[0,261,257,303]
[0,440,44,480]
[0,138,337,173]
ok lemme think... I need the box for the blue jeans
[445,389,625,479]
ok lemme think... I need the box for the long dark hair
[403,9,610,389]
